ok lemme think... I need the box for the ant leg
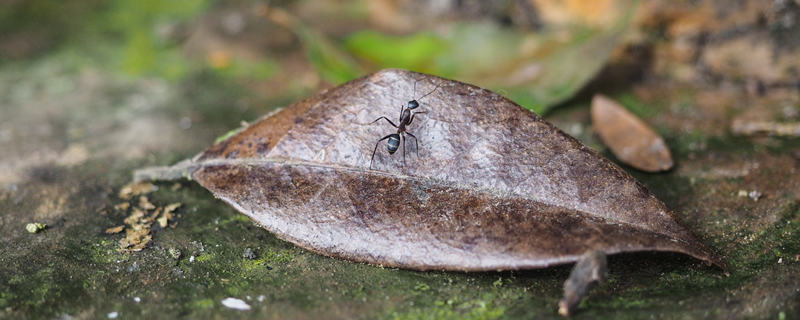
[408,111,427,125]
[370,134,395,169]
[406,132,419,157]
[371,117,398,128]
[401,134,407,169]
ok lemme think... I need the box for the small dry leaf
[118,181,157,200]
[138,196,156,210]
[164,202,182,213]
[121,229,152,252]
[591,94,674,172]
[158,203,182,228]
[156,215,169,229]
[113,202,130,211]
[119,207,156,252]
[105,225,125,234]
[137,69,723,271]
[123,208,146,226]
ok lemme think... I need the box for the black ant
[369,80,440,169]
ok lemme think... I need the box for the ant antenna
[416,82,440,102]
[412,78,418,99]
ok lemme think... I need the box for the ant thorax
[399,108,412,125]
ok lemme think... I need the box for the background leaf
[285,1,636,114]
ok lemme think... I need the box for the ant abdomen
[387,134,400,154]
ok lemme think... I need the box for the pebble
[243,248,256,260]
[221,297,251,310]
[26,222,46,233]
[737,190,762,201]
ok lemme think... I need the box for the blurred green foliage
[101,0,209,32]
[0,0,277,83]
[292,22,365,84]
[344,31,449,72]
[101,0,206,80]
[293,1,636,114]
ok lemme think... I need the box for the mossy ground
[1,1,799,319]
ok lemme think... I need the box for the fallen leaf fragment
[118,182,157,200]
[105,225,124,234]
[591,94,674,172]
[156,215,168,228]
[138,196,156,210]
[135,69,724,272]
[158,203,182,228]
[164,202,182,214]
[113,202,130,211]
[119,207,157,252]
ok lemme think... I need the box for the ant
[369,79,440,170]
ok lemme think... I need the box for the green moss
[194,253,215,262]
[87,238,129,265]
[241,258,268,272]
[193,298,215,309]
[390,295,506,320]
[598,296,648,309]
[728,203,800,272]
[262,248,300,264]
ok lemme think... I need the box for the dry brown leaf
[591,94,674,172]
[113,202,130,211]
[105,225,124,234]
[158,203,182,228]
[164,202,182,213]
[136,69,723,271]
[138,196,156,210]
[118,181,157,200]
[156,214,169,229]
[119,207,155,252]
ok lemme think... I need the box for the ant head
[386,134,400,154]
[407,100,420,110]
